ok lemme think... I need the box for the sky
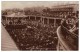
[2,1,78,10]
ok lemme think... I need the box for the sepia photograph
[1,1,79,51]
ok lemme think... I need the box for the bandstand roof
[6,13,27,17]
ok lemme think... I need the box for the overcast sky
[2,1,78,10]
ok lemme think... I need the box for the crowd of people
[5,20,58,50]
[2,8,79,50]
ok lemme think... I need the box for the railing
[57,25,78,50]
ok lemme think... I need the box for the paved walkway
[1,24,18,51]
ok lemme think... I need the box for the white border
[1,0,80,1]
[0,0,80,52]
